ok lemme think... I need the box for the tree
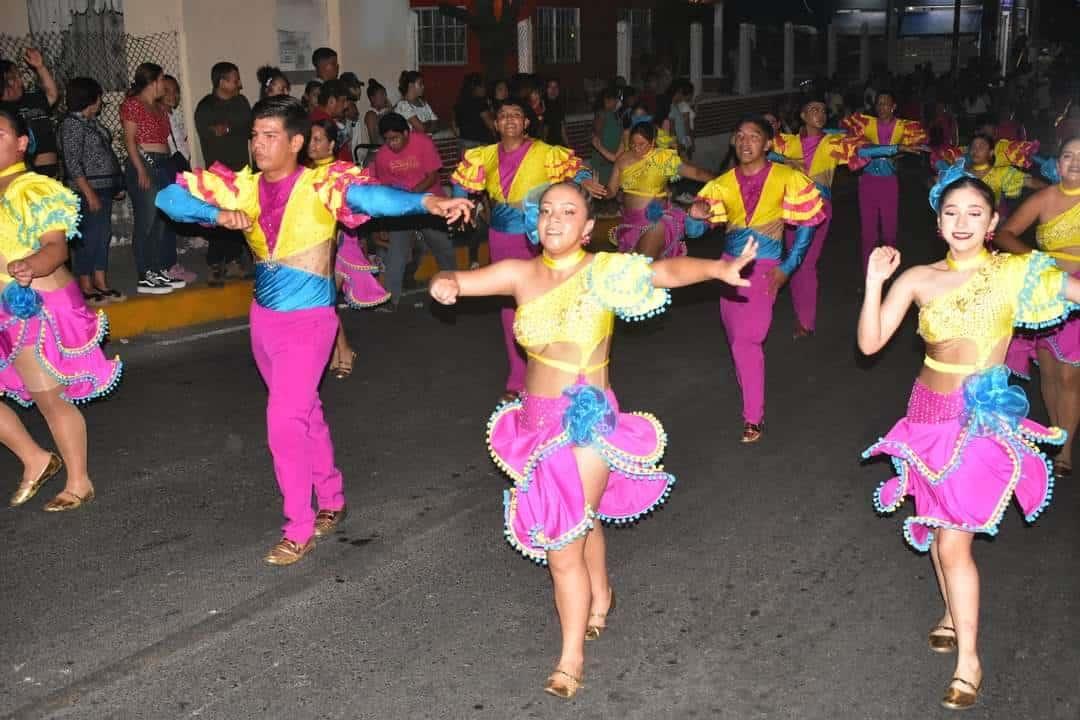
[439,0,525,80]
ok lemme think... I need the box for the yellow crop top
[918,252,1074,374]
[1035,198,1080,262]
[619,148,682,199]
[450,141,584,204]
[0,164,81,284]
[513,252,670,374]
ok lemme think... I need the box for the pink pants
[858,174,898,272]
[250,302,344,545]
[489,229,538,392]
[719,256,779,424]
[784,199,832,332]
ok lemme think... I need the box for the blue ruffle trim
[1014,251,1079,330]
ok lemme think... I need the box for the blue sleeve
[572,167,593,184]
[345,183,429,218]
[155,184,221,225]
[766,151,786,164]
[1034,155,1060,185]
[684,216,708,239]
[779,225,814,276]
[857,144,898,159]
[452,184,469,198]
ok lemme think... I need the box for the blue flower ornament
[929,158,975,213]
[561,384,617,446]
[2,282,43,319]
[962,366,1030,435]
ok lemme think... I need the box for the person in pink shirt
[369,112,457,308]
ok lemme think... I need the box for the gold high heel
[585,588,616,640]
[941,676,980,711]
[543,669,583,699]
[928,625,957,654]
[9,452,63,507]
[42,487,95,512]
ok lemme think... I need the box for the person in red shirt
[369,112,457,309]
[309,79,352,162]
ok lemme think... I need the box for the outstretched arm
[344,184,474,225]
[857,247,917,355]
[429,259,526,305]
[678,161,715,183]
[652,239,757,289]
[155,184,252,229]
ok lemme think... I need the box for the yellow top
[918,252,1073,374]
[514,252,669,374]
[0,165,81,284]
[177,161,374,262]
[773,132,856,188]
[624,126,676,152]
[695,163,825,234]
[620,148,682,199]
[843,113,928,146]
[1035,198,1080,261]
[450,140,584,204]
[970,164,1026,205]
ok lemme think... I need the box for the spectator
[543,78,568,146]
[0,48,60,177]
[194,61,252,285]
[590,87,621,184]
[312,47,339,82]
[668,79,695,159]
[454,73,494,148]
[490,78,510,104]
[395,71,438,134]
[59,76,124,306]
[302,80,322,112]
[160,74,198,284]
[121,62,184,294]
[310,79,348,124]
[369,112,456,309]
[257,65,290,99]
[359,78,390,165]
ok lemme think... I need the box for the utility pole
[950,0,962,78]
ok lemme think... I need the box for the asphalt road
[2,169,1077,720]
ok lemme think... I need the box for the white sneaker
[154,270,186,289]
[137,271,174,294]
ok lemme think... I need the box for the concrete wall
[340,0,411,107]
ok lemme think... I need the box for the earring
[985,230,995,243]
[936,227,943,238]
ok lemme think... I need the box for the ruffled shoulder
[992,165,1025,200]
[930,144,965,169]
[1006,251,1077,329]
[831,134,870,170]
[694,176,729,224]
[773,133,802,160]
[543,142,585,182]
[841,112,873,137]
[899,119,928,146]
[311,161,378,228]
[451,145,496,192]
[778,165,826,226]
[585,252,670,321]
[176,162,257,211]
[652,148,682,181]
[994,138,1039,169]
[1,172,81,250]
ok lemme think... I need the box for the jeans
[72,191,113,276]
[383,222,457,304]
[126,152,177,276]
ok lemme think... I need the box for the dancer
[429,181,757,698]
[0,108,122,511]
[451,97,607,403]
[932,134,1045,219]
[156,97,472,565]
[842,90,928,272]
[607,120,714,259]
[771,99,860,337]
[859,167,1078,710]
[308,118,390,380]
[691,114,826,443]
[995,137,1080,477]
[617,103,675,156]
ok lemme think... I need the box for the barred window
[414,7,467,66]
[536,7,580,65]
[617,8,652,56]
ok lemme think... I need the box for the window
[414,7,467,66]
[536,7,580,65]
[617,8,652,56]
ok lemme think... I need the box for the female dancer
[430,181,756,698]
[617,103,675,156]
[308,119,390,379]
[691,114,826,443]
[859,168,1078,710]
[607,120,714,259]
[995,137,1080,477]
[0,109,122,510]
[932,134,1045,219]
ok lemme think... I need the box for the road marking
[156,324,250,346]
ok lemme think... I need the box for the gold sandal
[314,506,348,537]
[264,538,314,566]
[43,487,95,512]
[941,676,980,711]
[741,422,763,444]
[331,351,357,380]
[585,588,616,640]
[928,625,957,654]
[543,669,584,699]
[9,452,63,507]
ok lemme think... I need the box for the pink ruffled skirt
[612,202,688,259]
[863,375,1061,551]
[487,384,675,564]
[1006,316,1080,379]
[335,231,390,309]
[0,282,122,406]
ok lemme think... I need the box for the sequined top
[619,148,682,198]
[0,165,80,284]
[514,253,670,373]
[918,252,1074,373]
[1035,199,1080,255]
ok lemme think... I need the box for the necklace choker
[945,248,990,272]
[542,247,586,270]
[0,162,27,179]
[1060,184,1080,196]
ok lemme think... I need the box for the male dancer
[450,97,606,403]
[842,90,927,273]
[157,97,472,565]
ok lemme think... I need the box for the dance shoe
[9,452,63,506]
[941,676,980,711]
[928,625,957,654]
[543,669,583,699]
[585,588,616,640]
[43,487,95,512]
[264,538,314,566]
[314,506,348,537]
[741,422,763,444]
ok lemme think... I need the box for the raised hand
[711,238,757,287]
[424,196,475,225]
[429,273,461,305]
[866,246,901,283]
[688,200,711,220]
[217,209,253,231]
[23,48,45,69]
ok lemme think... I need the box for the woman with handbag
[58,77,126,306]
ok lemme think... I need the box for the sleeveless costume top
[619,148,681,199]
[1035,198,1080,264]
